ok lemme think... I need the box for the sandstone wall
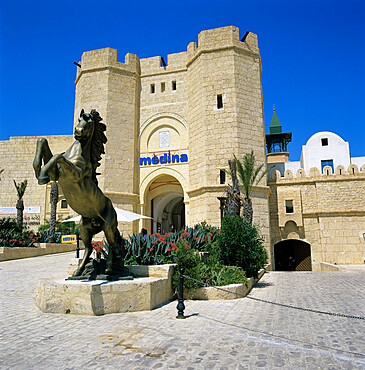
[269,166,365,270]
[0,135,74,229]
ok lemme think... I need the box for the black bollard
[76,231,80,259]
[176,267,186,319]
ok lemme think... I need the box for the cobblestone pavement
[1,253,364,369]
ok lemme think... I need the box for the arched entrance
[144,174,185,234]
[274,239,312,271]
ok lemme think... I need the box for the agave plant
[120,224,218,265]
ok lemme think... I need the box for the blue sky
[0,0,364,160]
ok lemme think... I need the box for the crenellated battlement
[187,26,259,66]
[140,52,187,76]
[138,26,259,75]
[75,48,140,82]
[269,164,365,182]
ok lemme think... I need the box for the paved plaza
[0,252,364,369]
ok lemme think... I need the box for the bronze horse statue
[33,109,124,276]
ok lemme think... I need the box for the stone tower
[74,48,140,225]
[266,105,292,163]
[186,26,270,242]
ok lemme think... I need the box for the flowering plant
[121,223,218,265]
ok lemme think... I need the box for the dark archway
[274,239,312,271]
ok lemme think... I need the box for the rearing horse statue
[33,109,124,276]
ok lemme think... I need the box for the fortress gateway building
[72,25,270,243]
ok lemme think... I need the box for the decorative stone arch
[140,112,188,135]
[271,170,281,181]
[281,220,305,240]
[360,164,365,174]
[139,114,189,158]
[139,167,188,205]
[348,164,359,175]
[309,167,320,176]
[284,169,293,179]
[322,165,333,176]
[335,165,345,175]
[140,168,188,234]
[296,168,305,178]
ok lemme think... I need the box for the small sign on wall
[0,206,41,214]
[159,131,169,148]
[61,235,77,244]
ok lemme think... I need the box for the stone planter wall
[0,243,78,261]
[185,268,266,300]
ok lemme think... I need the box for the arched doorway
[274,239,312,271]
[144,174,185,234]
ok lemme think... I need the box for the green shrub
[204,241,220,267]
[172,239,203,291]
[38,219,79,234]
[217,215,266,278]
[199,264,247,286]
[172,239,247,293]
[0,218,36,247]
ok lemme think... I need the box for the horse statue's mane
[88,110,107,184]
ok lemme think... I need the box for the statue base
[36,264,176,316]
[66,258,133,281]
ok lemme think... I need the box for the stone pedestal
[36,264,175,316]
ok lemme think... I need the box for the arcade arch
[142,174,186,234]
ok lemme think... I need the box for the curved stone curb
[185,268,266,300]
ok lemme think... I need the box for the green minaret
[266,105,292,154]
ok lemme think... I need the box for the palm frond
[13,180,28,200]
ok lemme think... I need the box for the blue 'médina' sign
[140,151,188,166]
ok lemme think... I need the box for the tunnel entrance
[274,239,312,271]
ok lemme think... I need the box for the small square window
[61,199,68,209]
[161,82,165,92]
[150,84,155,94]
[217,94,223,109]
[172,81,176,90]
[321,138,328,146]
[285,200,294,214]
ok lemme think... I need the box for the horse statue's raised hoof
[38,175,50,185]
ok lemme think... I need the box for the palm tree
[13,180,28,226]
[224,159,241,217]
[49,181,59,234]
[235,150,273,225]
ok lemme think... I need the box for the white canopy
[62,207,151,223]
